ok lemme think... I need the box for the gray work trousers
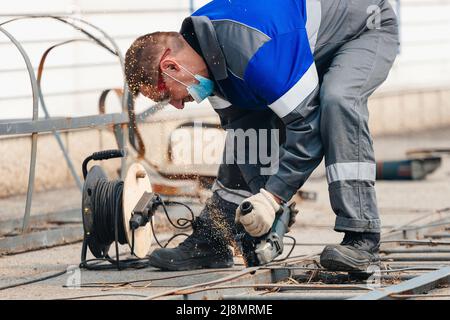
[195,0,399,247]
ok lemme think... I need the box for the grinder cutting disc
[123,163,153,258]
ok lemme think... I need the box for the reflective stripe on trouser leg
[325,162,380,233]
[319,2,398,233]
[326,162,376,184]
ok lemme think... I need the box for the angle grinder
[237,201,293,266]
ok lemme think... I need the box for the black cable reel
[79,149,295,270]
[80,149,164,270]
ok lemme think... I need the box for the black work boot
[320,232,380,272]
[148,229,234,271]
[149,193,237,271]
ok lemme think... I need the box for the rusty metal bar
[425,233,450,239]
[0,26,40,233]
[0,8,192,17]
[175,283,373,296]
[0,114,129,135]
[0,16,131,235]
[144,267,261,300]
[382,248,450,254]
[382,239,450,245]
[390,293,450,299]
[223,293,357,300]
[0,209,80,235]
[0,225,83,255]
[36,39,96,191]
[350,267,450,300]
[382,254,450,262]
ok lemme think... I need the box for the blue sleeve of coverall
[244,29,323,202]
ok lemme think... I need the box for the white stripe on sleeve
[268,63,319,118]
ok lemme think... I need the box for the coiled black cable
[81,177,195,270]
[81,178,135,270]
[92,179,127,246]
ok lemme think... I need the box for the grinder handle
[272,204,291,235]
[239,201,254,215]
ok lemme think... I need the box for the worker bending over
[125,0,399,272]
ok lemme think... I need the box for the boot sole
[149,254,234,271]
[320,247,380,273]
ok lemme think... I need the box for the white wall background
[0,0,449,120]
[383,0,450,91]
[0,0,211,120]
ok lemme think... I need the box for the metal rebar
[382,239,450,246]
[175,283,373,296]
[58,293,148,300]
[0,114,129,136]
[425,233,450,239]
[1,15,130,176]
[79,269,238,287]
[0,26,40,233]
[350,267,450,300]
[143,267,261,300]
[0,8,192,18]
[36,39,95,191]
[382,255,450,262]
[382,248,450,254]
[390,293,450,299]
[222,293,356,300]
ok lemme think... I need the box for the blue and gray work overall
[180,0,399,255]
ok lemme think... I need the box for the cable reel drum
[81,149,155,268]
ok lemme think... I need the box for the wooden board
[123,163,153,258]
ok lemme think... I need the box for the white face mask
[163,65,214,103]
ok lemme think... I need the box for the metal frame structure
[0,16,131,232]
[0,1,198,234]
